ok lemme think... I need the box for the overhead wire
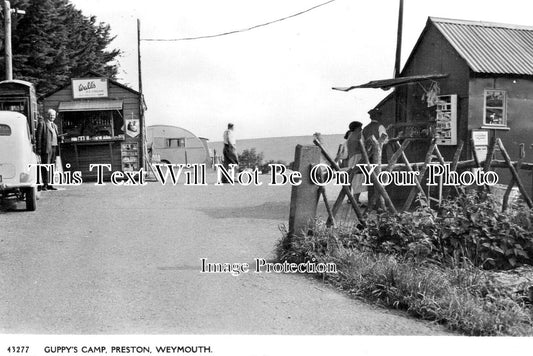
[141,0,336,42]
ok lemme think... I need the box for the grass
[276,221,533,336]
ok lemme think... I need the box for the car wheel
[25,187,37,211]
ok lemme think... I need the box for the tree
[238,148,264,169]
[259,160,287,174]
[1,0,120,96]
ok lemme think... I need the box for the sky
[69,0,533,141]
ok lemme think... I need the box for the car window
[0,124,11,136]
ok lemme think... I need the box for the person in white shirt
[362,108,389,205]
[222,123,238,182]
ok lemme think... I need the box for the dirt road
[0,173,447,334]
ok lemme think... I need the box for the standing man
[222,123,238,183]
[345,121,365,203]
[362,108,389,147]
[362,108,389,206]
[36,109,59,191]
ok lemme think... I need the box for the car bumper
[0,182,35,191]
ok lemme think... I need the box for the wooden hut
[368,17,533,196]
[42,72,146,179]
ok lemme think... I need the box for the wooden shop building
[42,72,146,179]
[339,17,533,197]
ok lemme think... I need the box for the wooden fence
[288,137,533,237]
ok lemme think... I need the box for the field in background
[208,134,344,163]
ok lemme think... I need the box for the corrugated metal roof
[58,100,123,112]
[431,17,533,75]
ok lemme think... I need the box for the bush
[259,160,287,174]
[355,193,533,270]
[276,193,533,335]
[276,221,533,336]
[238,148,264,169]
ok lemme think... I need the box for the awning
[332,74,448,92]
[58,99,123,112]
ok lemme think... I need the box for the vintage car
[0,111,39,211]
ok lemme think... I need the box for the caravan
[147,125,210,166]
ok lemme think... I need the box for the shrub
[259,160,287,174]
[238,148,264,169]
[354,193,533,270]
[277,221,533,336]
[276,193,533,335]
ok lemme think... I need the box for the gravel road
[0,173,448,334]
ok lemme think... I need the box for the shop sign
[72,78,109,99]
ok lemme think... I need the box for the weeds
[277,193,533,335]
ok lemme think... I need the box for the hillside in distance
[208,134,345,163]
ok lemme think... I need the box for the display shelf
[435,94,457,145]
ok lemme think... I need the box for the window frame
[165,138,185,148]
[0,124,12,136]
[483,89,507,128]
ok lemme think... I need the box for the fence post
[288,145,321,238]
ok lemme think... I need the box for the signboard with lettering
[472,130,489,146]
[72,78,109,99]
[471,129,489,163]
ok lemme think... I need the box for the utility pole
[393,0,404,78]
[4,0,12,80]
[137,19,143,95]
[2,0,25,80]
[393,0,404,125]
[137,18,146,169]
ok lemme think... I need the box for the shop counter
[60,139,126,178]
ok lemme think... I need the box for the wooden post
[137,19,143,95]
[497,139,533,208]
[385,139,410,172]
[313,139,366,225]
[483,136,497,173]
[368,137,387,210]
[404,139,437,211]
[358,136,397,214]
[328,168,353,226]
[433,145,461,197]
[502,143,525,211]
[319,186,336,227]
[393,141,427,203]
[443,140,464,199]
[288,145,322,238]
[4,1,12,80]
[393,0,404,78]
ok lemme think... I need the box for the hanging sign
[72,78,109,99]
[472,130,489,146]
[471,129,489,163]
[125,113,140,138]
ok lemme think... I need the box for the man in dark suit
[36,109,59,191]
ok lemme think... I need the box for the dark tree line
[0,0,120,96]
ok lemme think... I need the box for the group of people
[220,110,388,195]
[336,107,389,204]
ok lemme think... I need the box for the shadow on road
[0,199,27,213]
[197,201,289,220]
